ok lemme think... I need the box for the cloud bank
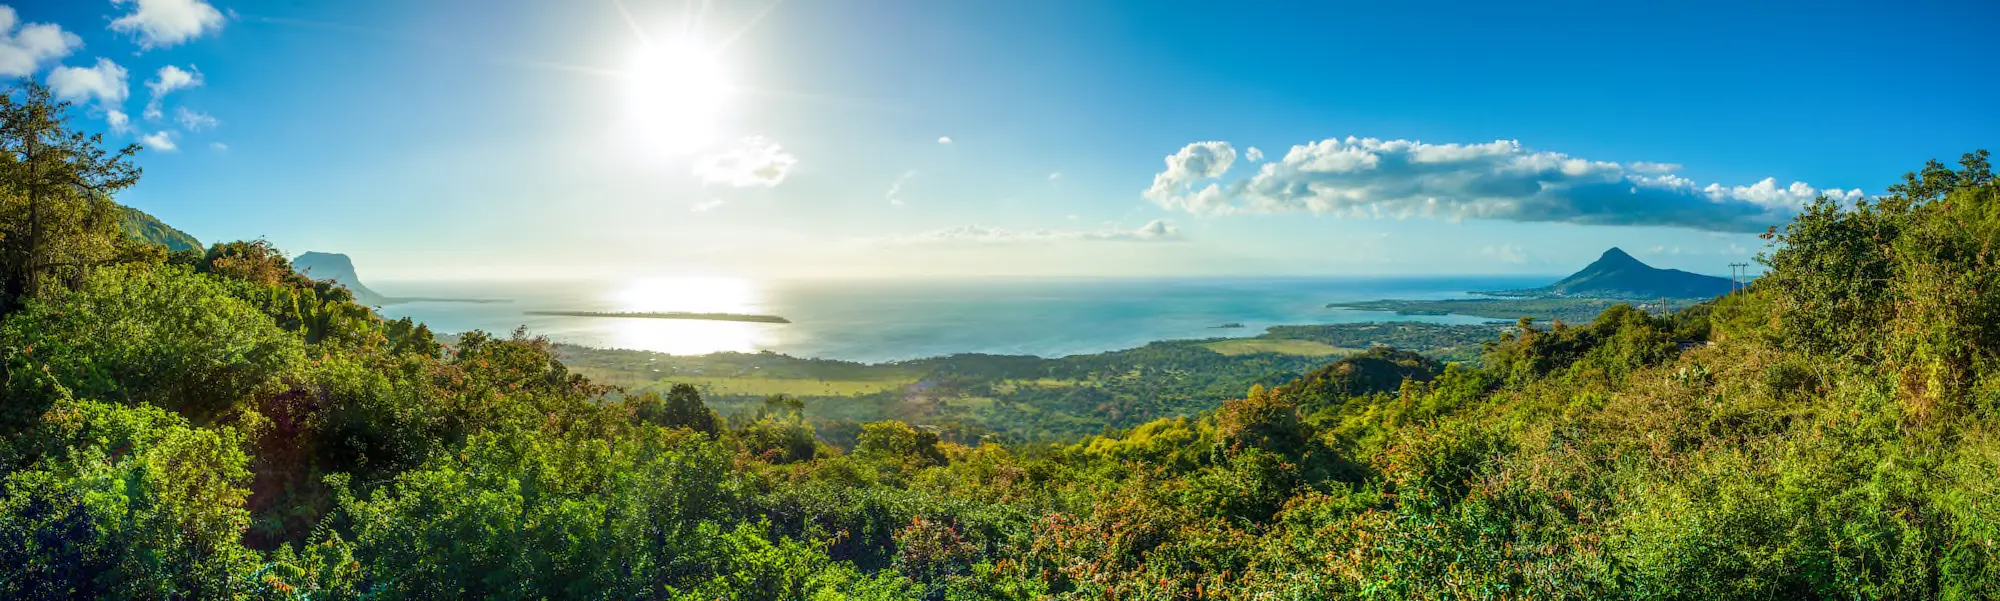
[1144,137,1864,233]
[885,220,1182,245]
[694,136,797,188]
[0,7,79,77]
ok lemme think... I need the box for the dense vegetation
[117,206,202,252]
[560,322,1502,444]
[3,84,1998,599]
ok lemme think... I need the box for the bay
[371,275,1554,363]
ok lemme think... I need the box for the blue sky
[10,0,1996,279]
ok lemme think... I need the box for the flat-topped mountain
[1487,247,1733,299]
[291,251,387,304]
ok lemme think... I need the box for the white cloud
[47,58,129,106]
[1144,136,1866,233]
[936,136,952,145]
[106,109,132,133]
[1628,161,1681,174]
[1482,243,1528,264]
[693,136,797,188]
[111,0,226,50]
[174,106,217,131]
[144,64,202,119]
[139,130,176,151]
[1143,141,1237,213]
[1048,172,1062,181]
[691,199,725,212]
[886,170,917,205]
[1245,147,1264,162]
[207,141,226,151]
[0,6,80,77]
[885,220,1183,245]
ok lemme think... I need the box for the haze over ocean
[371,276,1551,362]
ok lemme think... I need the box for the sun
[624,39,733,156]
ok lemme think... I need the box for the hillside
[1490,247,1733,299]
[290,251,387,305]
[116,206,201,252]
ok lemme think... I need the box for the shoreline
[523,310,792,324]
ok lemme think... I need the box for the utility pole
[1728,263,1749,294]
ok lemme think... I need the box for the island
[524,311,792,324]
[1212,322,1246,329]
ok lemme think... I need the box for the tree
[633,383,721,436]
[0,82,143,314]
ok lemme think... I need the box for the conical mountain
[1523,247,1733,299]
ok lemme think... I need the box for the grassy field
[655,374,917,397]
[1202,338,1353,356]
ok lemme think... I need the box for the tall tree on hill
[0,82,144,314]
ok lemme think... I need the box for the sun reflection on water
[597,276,780,355]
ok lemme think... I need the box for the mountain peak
[1595,247,1639,264]
[1484,246,1731,300]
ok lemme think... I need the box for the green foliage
[856,420,947,470]
[630,382,722,436]
[0,399,259,599]
[0,263,305,425]
[117,205,201,252]
[1,129,1996,600]
[0,82,147,314]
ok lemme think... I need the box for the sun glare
[624,39,733,156]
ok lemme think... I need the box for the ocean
[369,276,1554,363]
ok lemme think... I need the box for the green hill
[116,206,201,252]
[1492,247,1734,299]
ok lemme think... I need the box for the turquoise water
[370,276,1552,363]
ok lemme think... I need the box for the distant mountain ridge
[117,207,200,252]
[1485,247,1733,299]
[291,251,388,305]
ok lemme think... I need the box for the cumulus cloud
[885,220,1183,245]
[111,0,226,50]
[1245,147,1264,162]
[1143,141,1237,213]
[106,109,132,133]
[48,58,129,106]
[139,130,175,151]
[886,170,917,205]
[936,136,952,145]
[693,136,797,188]
[0,7,80,77]
[1143,137,1865,233]
[144,64,202,119]
[174,106,217,131]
